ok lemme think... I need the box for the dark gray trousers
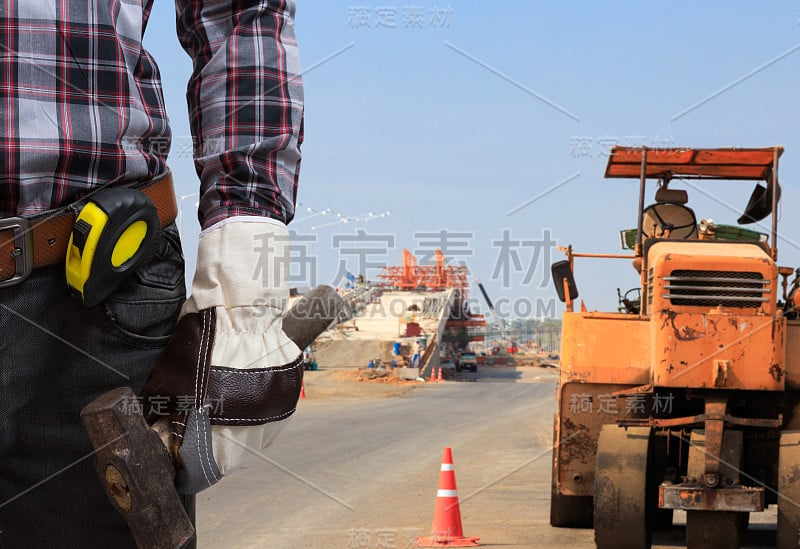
[0,223,190,548]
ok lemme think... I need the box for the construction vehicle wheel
[549,416,592,527]
[776,430,800,549]
[593,425,653,549]
[651,432,673,530]
[685,429,744,549]
[686,511,741,549]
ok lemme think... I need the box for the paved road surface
[196,367,778,548]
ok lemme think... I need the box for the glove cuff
[186,217,290,312]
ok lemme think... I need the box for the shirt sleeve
[175,0,303,229]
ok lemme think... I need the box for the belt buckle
[0,217,33,288]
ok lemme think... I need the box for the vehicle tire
[594,425,653,549]
[777,430,800,548]
[686,511,742,549]
[686,429,745,549]
[651,432,673,530]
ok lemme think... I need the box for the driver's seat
[632,188,697,273]
[641,188,697,241]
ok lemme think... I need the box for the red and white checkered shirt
[0,0,303,228]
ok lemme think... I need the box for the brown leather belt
[0,172,178,287]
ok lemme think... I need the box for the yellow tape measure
[66,188,159,307]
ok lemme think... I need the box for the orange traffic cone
[300,381,306,399]
[437,366,443,382]
[416,447,480,547]
[430,367,436,383]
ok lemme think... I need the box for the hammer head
[283,285,345,350]
[81,386,194,549]
[81,285,344,548]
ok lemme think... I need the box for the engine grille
[663,270,769,308]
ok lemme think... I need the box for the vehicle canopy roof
[604,146,783,181]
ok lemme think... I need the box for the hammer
[81,285,344,549]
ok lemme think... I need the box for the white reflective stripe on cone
[441,464,454,471]
[437,489,458,497]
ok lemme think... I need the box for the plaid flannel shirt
[0,0,303,228]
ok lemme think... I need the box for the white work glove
[142,218,302,493]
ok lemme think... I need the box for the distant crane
[474,278,508,342]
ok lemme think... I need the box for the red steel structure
[377,249,469,292]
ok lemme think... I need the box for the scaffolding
[376,248,469,292]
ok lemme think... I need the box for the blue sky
[143,1,800,318]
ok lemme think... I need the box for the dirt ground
[303,360,553,399]
[332,368,420,385]
[301,368,419,399]
[313,339,391,369]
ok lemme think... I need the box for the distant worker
[411,339,422,368]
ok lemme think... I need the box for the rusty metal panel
[555,312,651,496]
[556,312,655,498]
[646,242,784,390]
[605,146,781,180]
[560,312,650,385]
[555,383,652,497]
[653,311,785,389]
[659,483,765,512]
[607,163,771,179]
